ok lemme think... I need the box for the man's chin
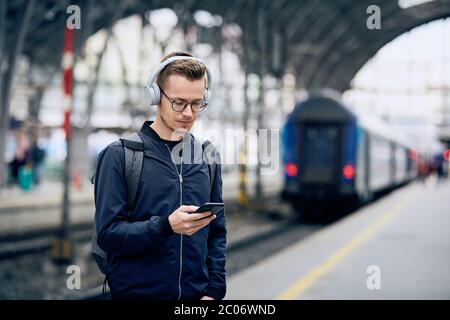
[175,121,193,130]
[171,123,192,138]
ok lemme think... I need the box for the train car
[281,90,418,221]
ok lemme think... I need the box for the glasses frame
[160,87,207,113]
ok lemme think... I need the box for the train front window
[301,124,341,183]
[306,127,337,167]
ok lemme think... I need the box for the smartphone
[195,202,224,217]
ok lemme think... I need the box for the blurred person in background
[418,157,429,184]
[7,131,29,188]
[29,137,46,186]
[434,152,446,183]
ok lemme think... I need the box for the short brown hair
[156,51,206,89]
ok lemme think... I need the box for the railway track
[0,194,282,260]
[0,222,93,260]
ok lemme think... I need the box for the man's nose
[182,104,194,117]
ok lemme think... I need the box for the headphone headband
[144,56,212,107]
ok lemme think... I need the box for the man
[94,52,226,300]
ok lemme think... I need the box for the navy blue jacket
[94,121,226,300]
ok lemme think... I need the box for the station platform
[226,177,450,299]
[0,169,282,213]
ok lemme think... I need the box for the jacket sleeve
[205,158,227,300]
[94,142,173,258]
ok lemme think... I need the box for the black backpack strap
[202,140,218,191]
[120,132,144,215]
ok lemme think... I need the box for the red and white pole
[62,27,74,139]
[53,26,75,263]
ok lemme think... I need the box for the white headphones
[144,56,212,107]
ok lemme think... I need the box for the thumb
[179,205,199,212]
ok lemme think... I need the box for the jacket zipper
[165,143,184,300]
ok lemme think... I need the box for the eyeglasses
[160,87,207,113]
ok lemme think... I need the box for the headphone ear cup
[204,88,210,104]
[144,85,152,107]
[151,83,161,106]
[145,83,161,106]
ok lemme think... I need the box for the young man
[94,52,226,300]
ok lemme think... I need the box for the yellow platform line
[276,196,412,300]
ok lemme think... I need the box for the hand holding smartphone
[195,202,224,219]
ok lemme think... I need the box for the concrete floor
[226,177,450,300]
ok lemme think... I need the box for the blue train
[281,91,422,221]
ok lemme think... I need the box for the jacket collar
[140,120,193,145]
[140,121,163,143]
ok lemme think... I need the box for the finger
[187,211,212,221]
[206,214,217,224]
[190,214,216,229]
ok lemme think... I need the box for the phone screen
[195,203,224,215]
